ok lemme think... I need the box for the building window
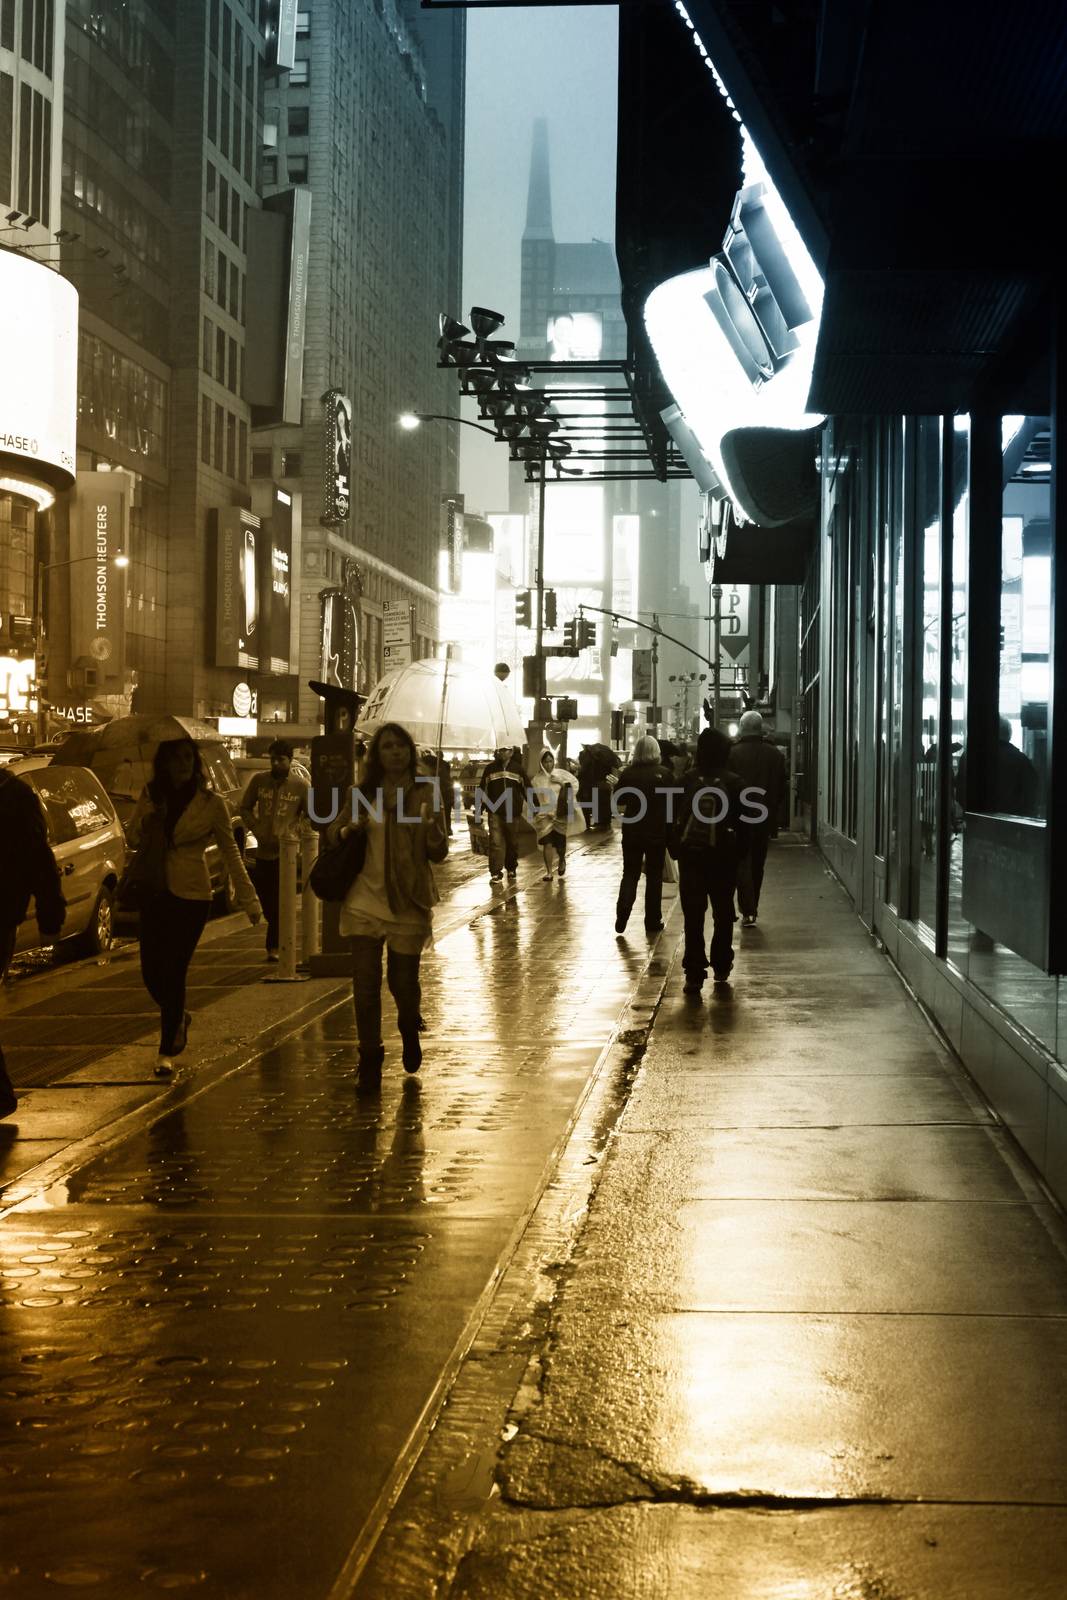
[288,105,309,138]
[227,336,237,392]
[251,447,272,479]
[216,250,227,309]
[261,155,278,188]
[202,396,212,465]
[290,58,309,87]
[230,188,240,244]
[238,420,248,484]
[296,11,310,37]
[226,412,236,479]
[219,175,228,228]
[281,450,302,478]
[287,154,308,183]
[214,402,224,470]
[205,161,216,217]
[202,316,212,375]
[215,325,226,381]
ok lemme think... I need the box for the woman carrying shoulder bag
[328,721,448,1090]
[128,738,261,1076]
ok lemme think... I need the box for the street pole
[650,612,659,734]
[525,454,548,776]
[711,584,723,729]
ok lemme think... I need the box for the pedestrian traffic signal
[555,697,578,721]
[562,619,578,655]
[544,589,557,629]
[515,590,532,628]
[579,616,597,649]
[611,709,625,743]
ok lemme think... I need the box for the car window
[202,746,239,796]
[23,770,79,845]
[62,768,116,835]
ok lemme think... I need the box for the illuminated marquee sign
[70,471,128,681]
[321,389,352,526]
[0,656,36,718]
[0,254,78,493]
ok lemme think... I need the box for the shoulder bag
[117,810,169,908]
[308,826,367,902]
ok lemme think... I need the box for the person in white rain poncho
[529,749,579,883]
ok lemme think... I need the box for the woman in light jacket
[530,749,578,882]
[329,722,448,1089]
[129,738,261,1076]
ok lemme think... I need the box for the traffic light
[555,697,578,722]
[579,616,597,649]
[543,589,557,629]
[561,619,578,655]
[515,590,532,628]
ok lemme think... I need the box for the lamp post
[429,304,583,776]
[711,584,723,729]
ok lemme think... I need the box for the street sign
[382,600,413,666]
[721,633,749,661]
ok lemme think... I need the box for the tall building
[258,0,464,726]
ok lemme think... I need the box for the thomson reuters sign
[0,252,78,492]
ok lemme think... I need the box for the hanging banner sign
[321,389,352,525]
[70,471,128,681]
[631,648,653,701]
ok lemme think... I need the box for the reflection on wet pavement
[0,836,660,1596]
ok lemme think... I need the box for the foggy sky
[460,8,619,511]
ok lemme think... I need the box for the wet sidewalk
[0,828,667,1597]
[361,844,1067,1599]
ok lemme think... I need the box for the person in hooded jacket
[671,727,750,993]
[613,735,675,934]
[727,710,786,925]
[128,738,261,1076]
[1,767,66,1120]
[529,748,578,882]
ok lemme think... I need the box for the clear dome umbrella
[356,657,525,756]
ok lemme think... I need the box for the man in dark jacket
[1,768,66,1119]
[671,727,750,991]
[728,710,787,926]
[614,735,675,934]
[478,746,526,880]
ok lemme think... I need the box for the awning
[713,515,814,586]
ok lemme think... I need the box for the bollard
[264,834,309,984]
[299,833,320,969]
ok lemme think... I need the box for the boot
[357,1044,385,1090]
[401,1032,423,1074]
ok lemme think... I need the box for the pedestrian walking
[479,745,525,881]
[128,738,262,1077]
[329,722,448,1089]
[0,767,66,1121]
[613,735,674,934]
[728,710,786,926]
[239,737,309,961]
[672,727,749,993]
[530,749,578,882]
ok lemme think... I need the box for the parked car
[9,759,127,958]
[51,715,247,909]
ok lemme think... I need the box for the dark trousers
[0,926,15,1104]
[139,891,210,1054]
[351,936,421,1053]
[679,852,738,980]
[616,834,666,929]
[736,830,771,917]
[252,857,280,951]
[487,814,521,875]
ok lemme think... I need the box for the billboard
[69,471,128,682]
[0,253,78,493]
[321,389,352,525]
[244,187,311,427]
[548,311,603,362]
[275,0,298,68]
[213,507,261,670]
[263,488,293,671]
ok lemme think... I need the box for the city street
[4,833,1067,1596]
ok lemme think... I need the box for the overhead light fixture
[5,210,21,223]
[438,312,469,343]
[469,305,505,338]
[0,476,56,510]
[398,412,421,431]
[114,552,130,569]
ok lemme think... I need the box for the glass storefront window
[997,415,1049,818]
[916,418,941,932]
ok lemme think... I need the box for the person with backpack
[613,735,675,934]
[670,727,750,993]
[0,767,66,1120]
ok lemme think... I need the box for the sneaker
[489,871,503,882]
[154,1055,174,1078]
[542,872,554,882]
[712,969,732,984]
[682,977,703,995]
[557,861,566,878]
[742,914,757,928]
[266,949,280,963]
[506,869,517,880]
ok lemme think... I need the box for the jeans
[252,857,280,951]
[679,851,738,981]
[736,830,771,917]
[138,891,210,1054]
[351,935,422,1052]
[487,813,521,875]
[616,834,666,929]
